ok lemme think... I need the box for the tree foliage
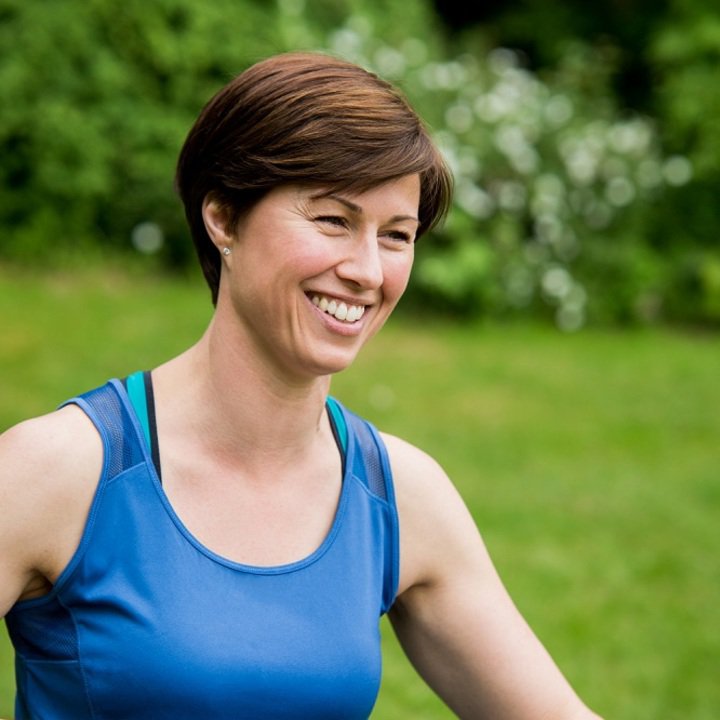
[0,0,285,263]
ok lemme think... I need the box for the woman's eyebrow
[309,192,363,214]
[322,194,363,214]
[310,193,420,225]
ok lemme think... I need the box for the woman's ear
[202,196,234,251]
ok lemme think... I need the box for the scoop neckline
[113,378,354,575]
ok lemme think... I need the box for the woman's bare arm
[385,433,603,719]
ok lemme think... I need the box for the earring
[222,247,231,256]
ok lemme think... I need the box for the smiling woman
[0,52,601,719]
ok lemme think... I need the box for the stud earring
[222,247,231,256]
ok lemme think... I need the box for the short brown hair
[176,52,453,304]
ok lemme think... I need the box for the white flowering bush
[326,19,692,328]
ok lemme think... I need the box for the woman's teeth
[311,295,366,323]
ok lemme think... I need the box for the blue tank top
[5,379,399,719]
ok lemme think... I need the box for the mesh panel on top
[79,381,146,479]
[6,595,78,661]
[346,412,387,502]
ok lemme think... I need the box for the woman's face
[210,174,420,381]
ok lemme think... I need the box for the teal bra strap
[126,370,152,452]
[326,396,348,454]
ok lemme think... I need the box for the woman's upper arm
[383,433,602,720]
[0,407,102,616]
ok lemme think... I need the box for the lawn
[1,262,718,718]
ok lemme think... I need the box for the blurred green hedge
[0,0,716,327]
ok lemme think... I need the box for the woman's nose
[336,232,383,289]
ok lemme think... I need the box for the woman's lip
[305,290,372,308]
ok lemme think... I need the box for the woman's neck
[153,318,332,472]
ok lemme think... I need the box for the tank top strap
[60,379,148,481]
[326,396,395,505]
[328,398,400,611]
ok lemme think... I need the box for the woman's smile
[309,293,367,324]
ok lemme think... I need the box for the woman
[0,53,601,718]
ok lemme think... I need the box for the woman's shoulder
[379,431,477,530]
[379,432,483,591]
[1,404,103,486]
[379,431,457,503]
[0,406,103,606]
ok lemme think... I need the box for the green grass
[1,262,719,718]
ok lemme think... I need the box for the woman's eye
[386,230,414,244]
[315,215,347,228]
